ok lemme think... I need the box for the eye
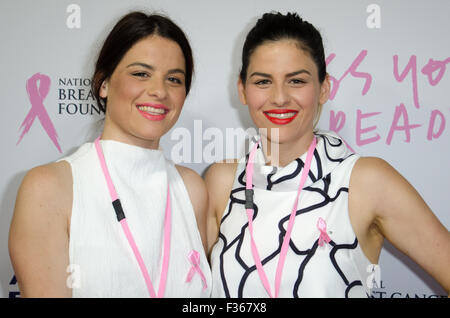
[168,76,183,85]
[255,79,271,86]
[132,71,150,78]
[289,78,307,85]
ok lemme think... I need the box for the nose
[146,76,167,100]
[269,83,290,107]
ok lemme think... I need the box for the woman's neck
[261,131,314,167]
[101,120,160,150]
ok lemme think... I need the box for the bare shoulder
[11,160,73,243]
[352,156,396,180]
[350,156,414,208]
[15,161,73,220]
[351,156,450,292]
[203,160,240,255]
[350,156,407,203]
[9,161,73,297]
[175,164,203,180]
[175,165,208,219]
[27,161,72,186]
[175,165,209,252]
[178,161,239,255]
[204,160,239,217]
[204,159,239,188]
[350,156,410,217]
[204,160,239,201]
[352,155,438,221]
[175,165,207,198]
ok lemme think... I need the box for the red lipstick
[263,109,298,125]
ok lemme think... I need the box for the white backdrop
[0,0,448,298]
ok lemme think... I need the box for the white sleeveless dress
[210,130,374,298]
[60,139,211,297]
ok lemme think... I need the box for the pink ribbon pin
[18,73,62,153]
[185,250,207,290]
[317,217,331,247]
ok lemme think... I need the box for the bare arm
[203,161,238,258]
[351,157,450,293]
[176,165,209,254]
[8,161,73,297]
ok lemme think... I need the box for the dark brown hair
[92,12,194,113]
[240,12,326,83]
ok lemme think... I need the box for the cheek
[110,76,144,106]
[171,89,186,110]
[292,86,320,111]
[245,87,267,112]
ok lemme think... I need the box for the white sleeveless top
[61,140,212,297]
[210,130,373,298]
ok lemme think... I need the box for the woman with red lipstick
[206,12,450,297]
[9,12,211,297]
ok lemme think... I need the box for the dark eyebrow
[249,69,312,79]
[127,62,154,70]
[249,72,271,78]
[127,62,185,76]
[286,69,312,77]
[168,68,186,76]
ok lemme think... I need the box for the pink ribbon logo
[17,73,62,153]
[317,217,331,247]
[185,250,207,290]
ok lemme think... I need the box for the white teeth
[265,112,297,119]
[137,106,166,114]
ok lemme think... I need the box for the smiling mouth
[263,109,298,124]
[136,104,169,121]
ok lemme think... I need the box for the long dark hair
[240,12,326,84]
[92,11,194,113]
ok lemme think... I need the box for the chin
[132,129,165,142]
[258,126,302,144]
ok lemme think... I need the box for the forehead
[248,39,317,74]
[119,35,185,69]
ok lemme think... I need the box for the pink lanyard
[245,137,316,298]
[94,137,171,298]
